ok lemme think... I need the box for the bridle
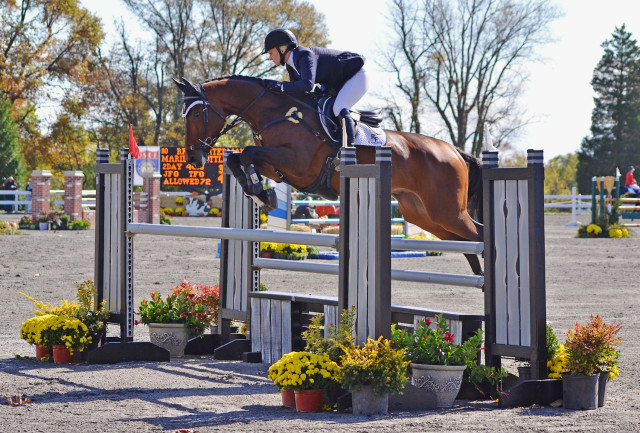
[181,84,268,157]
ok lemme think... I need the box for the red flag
[129,124,139,159]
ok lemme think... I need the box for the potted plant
[73,280,110,356]
[260,242,277,258]
[59,214,70,230]
[37,213,49,230]
[390,313,483,408]
[20,315,55,360]
[21,314,92,363]
[18,215,35,230]
[337,336,409,415]
[562,315,622,410]
[136,280,218,357]
[268,351,339,412]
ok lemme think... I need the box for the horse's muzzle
[187,154,207,169]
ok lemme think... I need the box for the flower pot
[351,385,388,416]
[562,373,599,410]
[410,363,467,408]
[35,345,53,360]
[52,345,75,364]
[598,371,610,407]
[294,389,324,412]
[281,389,296,408]
[518,366,531,382]
[261,252,273,258]
[38,222,49,230]
[148,323,190,357]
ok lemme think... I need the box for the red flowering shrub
[136,279,219,337]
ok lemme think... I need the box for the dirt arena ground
[0,213,638,432]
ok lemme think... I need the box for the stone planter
[410,363,467,408]
[351,385,388,416]
[38,222,49,230]
[148,323,190,357]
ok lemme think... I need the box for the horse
[173,75,484,275]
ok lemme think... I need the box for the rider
[625,166,640,195]
[263,28,370,146]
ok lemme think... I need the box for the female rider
[263,28,370,146]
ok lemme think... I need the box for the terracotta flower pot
[52,345,75,364]
[281,389,296,407]
[35,345,53,360]
[294,389,324,412]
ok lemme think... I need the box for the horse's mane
[202,75,262,85]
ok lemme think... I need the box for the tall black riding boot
[338,108,356,147]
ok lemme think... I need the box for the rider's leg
[334,65,370,147]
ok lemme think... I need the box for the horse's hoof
[262,189,277,212]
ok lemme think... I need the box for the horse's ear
[172,77,186,93]
[181,77,199,94]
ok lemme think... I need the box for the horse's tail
[456,148,483,223]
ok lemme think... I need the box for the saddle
[317,96,387,146]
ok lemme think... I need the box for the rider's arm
[282,50,316,93]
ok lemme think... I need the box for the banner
[133,146,160,186]
[160,147,239,194]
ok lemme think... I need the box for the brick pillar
[64,170,84,221]
[31,170,52,218]
[144,173,162,224]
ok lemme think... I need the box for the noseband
[181,84,268,156]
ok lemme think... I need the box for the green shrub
[69,220,91,230]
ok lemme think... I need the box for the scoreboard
[160,147,239,193]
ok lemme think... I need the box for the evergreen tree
[577,25,640,193]
[0,92,24,183]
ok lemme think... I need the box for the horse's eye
[193,111,200,118]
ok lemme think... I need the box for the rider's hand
[264,79,284,92]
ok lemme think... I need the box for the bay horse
[173,76,484,275]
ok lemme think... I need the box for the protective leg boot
[338,108,356,147]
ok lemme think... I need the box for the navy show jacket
[282,46,365,94]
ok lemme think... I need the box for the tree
[0,92,23,182]
[385,0,558,155]
[577,25,640,193]
[0,0,104,173]
[544,153,578,196]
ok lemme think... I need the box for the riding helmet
[263,28,297,54]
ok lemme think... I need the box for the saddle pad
[354,123,387,146]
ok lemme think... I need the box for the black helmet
[264,28,297,54]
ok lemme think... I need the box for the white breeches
[333,65,370,116]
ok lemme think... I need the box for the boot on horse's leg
[338,108,356,147]
[226,153,253,196]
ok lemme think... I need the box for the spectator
[625,166,640,196]
[293,204,312,219]
[3,176,17,213]
[315,204,336,218]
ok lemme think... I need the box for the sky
[81,0,640,162]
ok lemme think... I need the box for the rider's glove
[265,80,284,92]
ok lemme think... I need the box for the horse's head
[173,77,227,168]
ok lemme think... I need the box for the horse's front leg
[226,152,253,195]
[227,148,278,212]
